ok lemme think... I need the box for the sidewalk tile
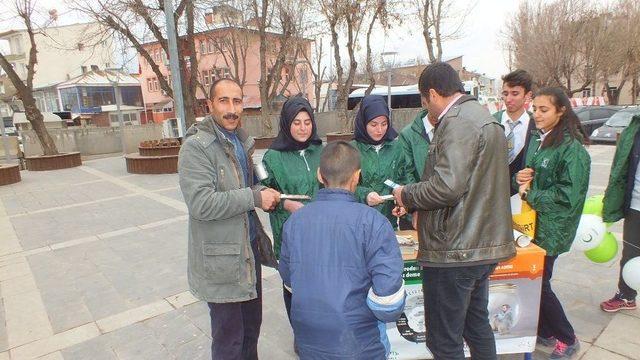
[595,313,640,359]
[96,300,173,334]
[10,323,100,359]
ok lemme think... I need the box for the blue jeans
[422,264,497,360]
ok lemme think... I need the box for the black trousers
[422,264,498,360]
[619,209,640,300]
[537,256,575,345]
[208,241,262,360]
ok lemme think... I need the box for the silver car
[591,107,640,144]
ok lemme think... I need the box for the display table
[389,231,546,359]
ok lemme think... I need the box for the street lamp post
[381,51,398,115]
[105,69,127,155]
[164,0,186,137]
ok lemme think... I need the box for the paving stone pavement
[0,146,637,360]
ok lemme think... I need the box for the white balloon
[572,214,606,251]
[622,257,640,291]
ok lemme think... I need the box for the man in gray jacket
[178,78,280,359]
[393,62,516,360]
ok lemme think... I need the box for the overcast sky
[1,0,522,80]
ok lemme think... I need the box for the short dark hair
[209,78,241,99]
[418,62,464,99]
[502,69,533,93]
[319,141,360,187]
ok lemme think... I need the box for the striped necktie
[506,120,521,164]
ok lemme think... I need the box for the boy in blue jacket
[279,141,406,360]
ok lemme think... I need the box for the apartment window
[153,49,160,63]
[215,67,230,79]
[152,77,159,91]
[199,40,206,54]
[147,78,153,92]
[11,36,23,54]
[81,86,115,107]
[299,69,308,85]
[110,112,140,127]
[202,70,211,87]
[582,88,591,98]
[207,40,215,54]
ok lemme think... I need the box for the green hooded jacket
[351,139,415,227]
[398,109,430,181]
[261,143,322,257]
[523,133,591,256]
[603,116,640,223]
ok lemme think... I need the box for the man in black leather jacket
[394,62,516,360]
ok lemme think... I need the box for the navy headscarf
[269,96,322,151]
[353,95,398,145]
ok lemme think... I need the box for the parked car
[591,107,640,144]
[574,106,622,136]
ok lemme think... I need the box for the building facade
[0,22,114,116]
[57,69,146,127]
[139,25,313,122]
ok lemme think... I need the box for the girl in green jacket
[260,96,322,321]
[516,87,591,359]
[351,95,414,228]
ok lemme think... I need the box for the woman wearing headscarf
[351,95,414,228]
[260,96,323,321]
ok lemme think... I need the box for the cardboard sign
[389,231,546,359]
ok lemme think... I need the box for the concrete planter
[125,154,178,174]
[25,152,82,171]
[139,146,181,156]
[0,164,21,186]
[254,136,276,149]
[326,132,354,143]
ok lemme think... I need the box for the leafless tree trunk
[320,0,372,132]
[505,0,621,97]
[200,0,252,94]
[302,40,327,111]
[72,0,199,128]
[252,0,309,136]
[416,0,472,62]
[0,0,58,155]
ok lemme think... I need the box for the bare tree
[198,0,251,93]
[252,0,309,136]
[416,0,472,63]
[363,0,389,96]
[506,0,608,97]
[0,0,58,155]
[302,39,327,111]
[603,0,640,104]
[71,0,201,128]
[319,0,371,132]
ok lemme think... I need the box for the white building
[0,22,114,117]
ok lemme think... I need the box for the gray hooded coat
[178,115,277,303]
